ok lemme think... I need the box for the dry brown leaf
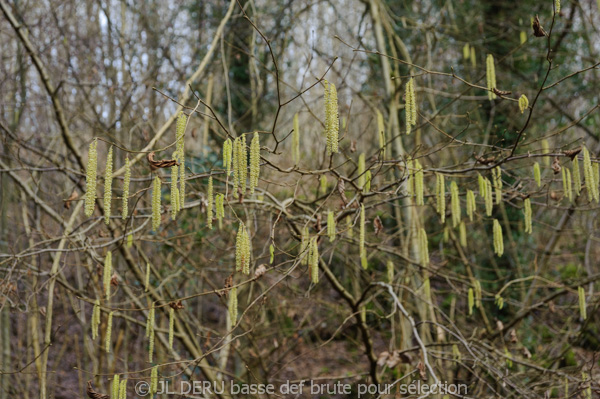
[492,88,512,96]
[417,361,427,381]
[496,319,504,331]
[373,216,383,236]
[87,381,109,399]
[563,147,582,161]
[64,190,78,209]
[110,273,118,287]
[533,15,547,37]
[254,264,267,278]
[147,152,179,170]
[509,328,518,343]
[551,157,561,174]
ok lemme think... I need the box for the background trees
[0,0,599,398]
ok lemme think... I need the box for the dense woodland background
[1,0,600,398]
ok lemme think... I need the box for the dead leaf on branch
[492,88,512,96]
[147,152,179,170]
[87,381,109,399]
[474,153,496,165]
[373,216,383,236]
[64,190,78,209]
[563,147,581,161]
[254,264,267,278]
[551,157,561,174]
[532,15,547,37]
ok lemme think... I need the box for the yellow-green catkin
[145,262,150,292]
[168,307,174,350]
[176,112,186,156]
[152,176,161,231]
[468,288,474,315]
[520,31,527,44]
[495,294,504,310]
[443,226,449,243]
[555,0,561,13]
[207,177,213,229]
[486,54,497,100]
[170,165,179,220]
[239,135,248,194]
[324,81,339,155]
[562,167,572,202]
[104,146,114,224]
[85,139,98,217]
[179,155,185,209]
[573,156,582,196]
[126,232,133,248]
[415,159,424,206]
[228,286,238,325]
[418,228,429,266]
[594,162,600,190]
[319,175,328,196]
[582,146,599,202]
[452,344,461,361]
[103,252,112,299]
[377,110,386,159]
[358,153,366,188]
[485,178,493,216]
[346,215,353,238]
[150,366,158,395]
[293,113,300,162]
[533,162,541,187]
[300,225,310,265]
[249,132,260,194]
[269,243,274,264]
[232,137,240,196]
[176,112,187,209]
[215,193,225,229]
[105,311,113,353]
[470,46,476,68]
[112,375,120,399]
[122,157,130,219]
[578,286,587,320]
[235,223,251,274]
[147,304,155,362]
[360,204,367,269]
[474,279,482,308]
[146,303,154,338]
[118,379,126,399]
[436,173,446,223]
[518,94,529,114]
[223,138,233,176]
[463,43,470,60]
[450,181,461,228]
[309,237,319,283]
[524,198,533,234]
[405,78,417,135]
[459,221,467,247]
[542,139,551,166]
[466,189,476,221]
[387,260,394,283]
[493,219,504,256]
[92,299,100,340]
[364,170,372,193]
[327,211,336,242]
[478,174,486,198]
[493,167,502,204]
[582,371,592,399]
